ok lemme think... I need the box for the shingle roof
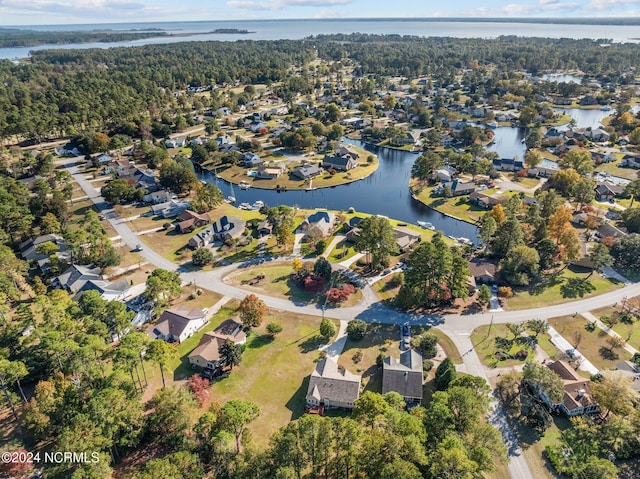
[155,307,205,338]
[306,357,361,405]
[382,350,423,400]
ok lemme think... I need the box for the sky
[1,0,640,26]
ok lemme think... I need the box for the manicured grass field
[548,314,632,371]
[470,324,535,368]
[507,269,623,310]
[372,272,403,302]
[327,240,359,263]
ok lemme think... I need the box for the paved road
[64,157,640,479]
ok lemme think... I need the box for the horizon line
[3,16,640,28]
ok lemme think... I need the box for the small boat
[487,121,498,129]
[601,105,612,111]
[226,183,236,203]
[238,202,251,210]
[239,181,251,190]
[457,237,473,245]
[417,221,435,230]
[252,200,264,210]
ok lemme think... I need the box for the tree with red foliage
[304,275,326,293]
[326,284,356,303]
[187,374,210,407]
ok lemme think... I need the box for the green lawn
[372,272,403,302]
[471,324,536,368]
[226,262,363,308]
[411,183,484,224]
[339,323,402,392]
[507,269,623,310]
[327,240,359,263]
[548,314,632,371]
[594,156,640,181]
[590,306,640,351]
[209,309,330,446]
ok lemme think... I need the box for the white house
[152,307,207,343]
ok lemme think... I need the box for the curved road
[65,157,640,479]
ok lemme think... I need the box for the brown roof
[155,307,205,338]
[178,209,211,223]
[188,319,246,363]
[468,258,497,281]
[547,361,597,413]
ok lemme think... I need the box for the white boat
[417,221,435,230]
[487,121,498,129]
[238,202,251,210]
[601,105,612,111]
[226,183,236,204]
[239,181,251,190]
[457,237,473,245]
[252,200,264,210]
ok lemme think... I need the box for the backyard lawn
[208,308,331,446]
[338,323,402,392]
[548,314,632,371]
[506,268,623,310]
[470,323,536,368]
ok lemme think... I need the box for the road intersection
[65,157,640,479]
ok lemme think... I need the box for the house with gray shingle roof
[382,350,424,404]
[305,357,361,409]
[152,307,207,343]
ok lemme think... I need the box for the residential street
[64,156,640,479]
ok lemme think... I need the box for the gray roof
[306,357,361,405]
[154,307,205,338]
[382,350,424,400]
[212,215,245,239]
[56,264,103,293]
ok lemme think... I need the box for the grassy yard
[338,323,402,392]
[372,272,403,302]
[412,183,484,224]
[548,314,632,370]
[226,262,363,308]
[590,304,640,351]
[595,156,640,181]
[507,268,623,310]
[209,308,331,446]
[470,324,536,368]
[327,239,359,263]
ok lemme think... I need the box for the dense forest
[1,35,640,142]
[0,28,167,48]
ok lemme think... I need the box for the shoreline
[409,187,479,227]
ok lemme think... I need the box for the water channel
[199,106,616,245]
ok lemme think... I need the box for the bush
[304,275,326,293]
[320,317,337,338]
[192,248,214,266]
[498,286,513,298]
[352,350,363,363]
[266,321,283,337]
[411,333,438,358]
[423,360,434,372]
[347,320,367,341]
[326,284,356,303]
[315,240,327,255]
[376,352,386,368]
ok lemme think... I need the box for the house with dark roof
[240,153,263,168]
[188,319,247,370]
[152,307,207,343]
[300,211,335,239]
[469,191,507,209]
[212,216,246,242]
[596,223,627,241]
[20,234,70,273]
[382,349,423,404]
[175,210,211,233]
[257,220,272,237]
[594,183,625,202]
[393,226,421,251]
[189,228,214,249]
[467,258,497,284]
[305,357,362,409]
[53,264,132,301]
[292,164,323,180]
[529,361,599,417]
[448,180,476,197]
[322,146,359,171]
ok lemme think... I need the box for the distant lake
[2,19,640,59]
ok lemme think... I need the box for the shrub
[326,284,356,303]
[304,275,325,293]
[423,360,434,372]
[347,320,367,341]
[192,248,214,266]
[411,333,438,358]
[320,317,337,338]
[376,352,386,367]
[498,286,513,298]
[352,350,363,363]
[266,321,283,337]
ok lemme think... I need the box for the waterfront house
[448,180,476,197]
[300,211,335,239]
[189,228,214,249]
[322,146,359,171]
[292,164,323,180]
[305,357,361,410]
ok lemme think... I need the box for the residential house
[53,264,131,301]
[188,319,247,370]
[393,226,421,251]
[492,158,524,172]
[151,199,190,218]
[529,360,599,417]
[212,216,246,241]
[305,357,362,410]
[249,121,267,133]
[322,147,359,171]
[292,165,323,180]
[594,182,625,202]
[621,154,640,169]
[257,220,272,237]
[175,210,211,233]
[165,138,186,148]
[240,153,263,168]
[152,307,207,343]
[467,258,497,284]
[256,162,287,179]
[591,151,616,164]
[215,135,233,147]
[300,211,335,239]
[469,191,507,209]
[143,189,173,204]
[96,153,113,164]
[448,180,476,197]
[382,349,424,404]
[20,234,70,273]
[596,223,627,241]
[433,165,455,183]
[190,135,209,146]
[55,145,81,157]
[189,228,214,249]
[104,159,133,175]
